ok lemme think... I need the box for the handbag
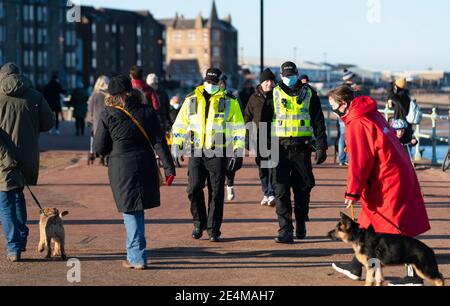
[114,106,165,186]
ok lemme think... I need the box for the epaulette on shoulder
[225,92,237,100]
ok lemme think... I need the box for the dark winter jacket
[168,106,180,129]
[43,79,66,111]
[69,87,89,119]
[0,73,54,191]
[244,86,273,153]
[387,83,414,143]
[387,83,411,120]
[267,81,328,151]
[93,94,175,213]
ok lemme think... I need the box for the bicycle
[443,146,450,172]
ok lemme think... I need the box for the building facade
[77,6,164,87]
[0,0,77,90]
[160,0,238,87]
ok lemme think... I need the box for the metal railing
[324,104,450,165]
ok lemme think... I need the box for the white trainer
[260,196,269,206]
[267,196,276,207]
[226,186,235,201]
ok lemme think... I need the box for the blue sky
[83,0,450,71]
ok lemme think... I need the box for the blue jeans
[0,189,29,256]
[123,211,147,266]
[256,158,274,197]
[338,119,348,164]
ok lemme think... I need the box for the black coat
[43,79,66,111]
[93,96,175,213]
[244,86,273,153]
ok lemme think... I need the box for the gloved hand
[165,175,175,187]
[316,149,327,165]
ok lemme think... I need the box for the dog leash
[19,171,44,213]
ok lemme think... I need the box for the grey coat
[88,91,107,135]
[0,73,54,191]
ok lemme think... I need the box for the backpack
[406,99,422,125]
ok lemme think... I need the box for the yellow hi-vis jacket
[272,85,313,138]
[172,85,246,152]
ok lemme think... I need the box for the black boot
[192,227,204,240]
[296,221,307,240]
[275,232,294,244]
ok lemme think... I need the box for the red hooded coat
[131,79,160,112]
[342,96,430,237]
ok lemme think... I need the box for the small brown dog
[38,208,69,260]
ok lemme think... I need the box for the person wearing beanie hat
[300,74,310,84]
[94,74,176,270]
[244,68,277,207]
[171,67,246,242]
[342,69,356,84]
[395,78,407,90]
[267,61,328,243]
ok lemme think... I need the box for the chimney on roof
[223,14,231,24]
[195,12,203,28]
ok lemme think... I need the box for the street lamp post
[260,0,264,74]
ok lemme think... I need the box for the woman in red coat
[328,85,430,286]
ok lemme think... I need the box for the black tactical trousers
[188,157,227,237]
[271,145,315,235]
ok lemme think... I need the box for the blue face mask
[204,82,220,95]
[282,76,298,87]
[172,104,181,110]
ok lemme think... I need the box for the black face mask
[332,104,348,117]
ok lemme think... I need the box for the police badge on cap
[281,61,298,77]
[204,68,222,83]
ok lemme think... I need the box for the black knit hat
[300,74,310,82]
[281,61,298,77]
[204,68,222,83]
[260,68,275,83]
[108,75,132,95]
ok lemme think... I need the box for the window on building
[212,30,220,41]
[29,5,34,21]
[0,26,5,42]
[175,31,182,41]
[42,7,48,22]
[23,5,29,21]
[43,51,48,66]
[120,26,124,34]
[72,53,76,68]
[0,3,5,19]
[23,28,29,44]
[92,58,97,69]
[137,25,142,37]
[188,31,196,41]
[37,6,42,21]
[92,41,97,51]
[112,24,116,33]
[29,27,34,44]
[0,49,3,64]
[105,24,110,32]
[175,49,182,55]
[137,44,141,54]
[203,31,209,41]
[213,46,220,57]
[188,48,195,55]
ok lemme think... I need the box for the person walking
[171,68,246,242]
[0,64,54,262]
[244,68,276,207]
[238,79,255,112]
[43,72,66,135]
[88,75,110,136]
[94,75,176,270]
[328,85,430,286]
[269,61,328,243]
[146,73,170,131]
[130,66,160,112]
[69,80,89,136]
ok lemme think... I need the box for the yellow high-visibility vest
[172,85,245,151]
[272,85,313,138]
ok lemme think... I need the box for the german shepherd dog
[328,213,444,286]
